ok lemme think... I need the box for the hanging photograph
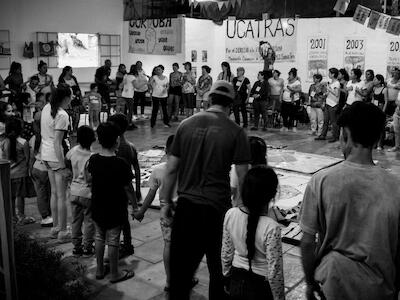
[191,50,197,62]
[57,33,99,68]
[0,30,11,56]
[202,50,207,62]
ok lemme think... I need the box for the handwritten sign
[387,38,400,78]
[307,36,328,80]
[128,18,182,55]
[343,37,366,73]
[225,18,297,63]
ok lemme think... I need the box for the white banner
[343,37,366,73]
[128,18,182,55]
[387,38,400,78]
[307,36,328,80]
[225,18,297,64]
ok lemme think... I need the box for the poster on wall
[343,37,366,74]
[128,18,182,55]
[307,36,328,80]
[387,38,400,78]
[191,50,197,62]
[57,33,99,68]
[225,18,297,64]
[202,50,208,62]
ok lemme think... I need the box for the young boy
[88,122,135,283]
[108,113,141,258]
[134,135,197,291]
[84,83,102,130]
[65,125,96,256]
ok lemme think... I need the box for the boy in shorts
[84,83,102,130]
[134,135,198,291]
[88,122,135,283]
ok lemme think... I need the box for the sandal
[95,264,110,280]
[110,269,135,284]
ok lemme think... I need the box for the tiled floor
[20,115,400,300]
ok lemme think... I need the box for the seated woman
[222,166,284,300]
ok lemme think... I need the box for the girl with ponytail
[222,166,284,300]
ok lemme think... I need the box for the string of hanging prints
[333,0,400,35]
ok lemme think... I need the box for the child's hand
[132,210,144,222]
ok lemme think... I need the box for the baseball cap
[209,80,235,100]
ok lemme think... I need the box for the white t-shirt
[346,81,364,105]
[148,162,178,207]
[282,80,301,102]
[152,75,169,98]
[40,103,69,162]
[268,78,284,96]
[326,80,340,107]
[37,73,53,95]
[121,74,136,98]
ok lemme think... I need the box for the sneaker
[58,230,71,242]
[141,114,149,119]
[73,247,83,257]
[83,245,95,257]
[250,127,258,131]
[387,146,400,152]
[50,227,61,239]
[132,115,138,121]
[164,124,171,128]
[377,146,383,151]
[41,216,53,227]
[292,127,297,133]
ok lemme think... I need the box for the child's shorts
[160,217,173,242]
[95,223,121,247]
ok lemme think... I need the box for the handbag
[23,42,34,58]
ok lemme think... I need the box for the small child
[88,122,135,283]
[0,116,34,224]
[222,166,284,300]
[0,101,14,136]
[84,83,102,130]
[66,125,96,256]
[133,135,198,291]
[108,113,141,258]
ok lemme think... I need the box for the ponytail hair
[5,117,23,162]
[58,66,72,84]
[50,87,71,119]
[242,166,278,270]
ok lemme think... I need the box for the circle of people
[0,58,400,299]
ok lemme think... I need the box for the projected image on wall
[57,33,99,68]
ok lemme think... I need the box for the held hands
[132,209,144,222]
[306,282,325,300]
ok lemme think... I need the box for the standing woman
[181,62,196,118]
[385,68,400,117]
[268,70,284,112]
[195,65,213,113]
[337,68,349,113]
[115,64,127,89]
[308,74,326,136]
[36,60,55,96]
[373,74,388,150]
[40,87,72,241]
[135,61,149,119]
[232,67,251,128]
[5,62,24,111]
[250,71,269,131]
[121,64,139,130]
[218,61,233,83]
[149,65,170,128]
[281,68,302,132]
[356,69,374,102]
[168,63,183,121]
[58,66,82,133]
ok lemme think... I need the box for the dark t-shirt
[88,154,133,229]
[232,77,250,104]
[171,109,251,212]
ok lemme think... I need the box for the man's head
[77,125,96,150]
[209,80,235,108]
[108,113,129,136]
[97,122,120,151]
[338,102,385,158]
[104,59,112,68]
[165,135,175,155]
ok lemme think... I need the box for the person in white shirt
[346,68,364,105]
[281,68,302,132]
[316,68,340,143]
[386,67,400,116]
[268,70,284,112]
[149,65,170,128]
[222,166,284,300]
[121,64,140,130]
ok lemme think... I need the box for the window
[99,34,121,67]
[0,30,11,70]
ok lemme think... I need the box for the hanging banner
[387,38,400,78]
[334,0,350,15]
[367,11,381,29]
[377,14,391,30]
[386,18,400,36]
[128,18,182,55]
[225,18,297,64]
[343,37,366,73]
[307,36,328,80]
[353,5,371,25]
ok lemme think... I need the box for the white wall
[0,0,124,89]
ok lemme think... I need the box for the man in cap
[163,81,251,300]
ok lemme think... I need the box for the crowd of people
[0,57,400,300]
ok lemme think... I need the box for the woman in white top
[268,70,284,112]
[36,60,54,96]
[386,67,400,116]
[149,65,170,128]
[217,61,233,83]
[281,68,301,132]
[121,64,140,130]
[222,166,284,300]
[346,68,364,105]
[40,87,72,241]
[135,61,150,119]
